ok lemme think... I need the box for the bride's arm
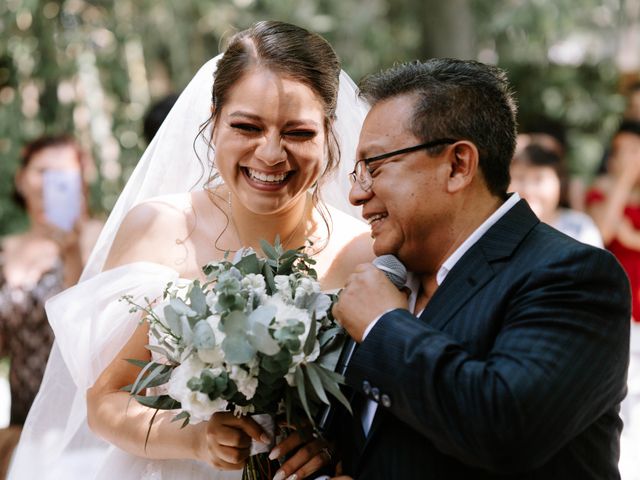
[86,322,266,468]
[86,201,268,469]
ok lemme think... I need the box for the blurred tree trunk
[416,0,476,60]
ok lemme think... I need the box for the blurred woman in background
[509,142,602,247]
[0,135,101,477]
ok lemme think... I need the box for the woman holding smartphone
[0,135,101,477]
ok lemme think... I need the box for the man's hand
[332,263,408,342]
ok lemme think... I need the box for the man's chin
[372,240,400,259]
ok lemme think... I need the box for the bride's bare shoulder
[104,192,205,269]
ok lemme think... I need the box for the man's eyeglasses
[349,138,457,191]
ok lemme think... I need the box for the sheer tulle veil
[8,55,368,479]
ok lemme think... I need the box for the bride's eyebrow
[283,119,320,130]
[228,111,261,121]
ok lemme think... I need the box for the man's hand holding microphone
[332,255,409,342]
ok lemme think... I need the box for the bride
[8,21,372,480]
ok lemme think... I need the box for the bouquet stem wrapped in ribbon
[121,240,351,478]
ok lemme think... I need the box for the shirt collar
[436,193,521,286]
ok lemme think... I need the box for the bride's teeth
[247,168,288,183]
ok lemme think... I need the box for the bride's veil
[8,55,368,478]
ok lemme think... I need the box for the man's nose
[349,180,373,206]
[255,133,285,166]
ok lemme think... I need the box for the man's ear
[446,141,479,193]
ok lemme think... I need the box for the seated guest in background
[0,135,101,477]
[509,142,602,247]
[333,58,630,479]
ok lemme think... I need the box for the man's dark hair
[358,58,518,197]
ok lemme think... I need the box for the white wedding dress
[8,54,368,480]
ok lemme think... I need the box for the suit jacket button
[381,394,392,408]
[362,380,371,395]
[371,387,380,401]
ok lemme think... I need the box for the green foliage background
[0,0,634,234]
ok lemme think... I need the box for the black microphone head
[372,255,407,289]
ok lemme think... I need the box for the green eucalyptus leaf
[188,281,208,316]
[318,326,342,348]
[202,369,221,395]
[125,358,151,369]
[221,376,238,399]
[140,365,173,390]
[261,349,292,374]
[295,366,315,427]
[187,377,203,392]
[232,293,247,311]
[170,298,197,317]
[249,305,276,326]
[221,335,256,364]
[249,321,280,355]
[163,304,182,335]
[172,411,191,429]
[260,239,279,260]
[276,254,297,275]
[222,310,249,335]
[180,315,194,345]
[259,368,285,385]
[262,262,276,295]
[217,293,237,311]
[131,360,161,395]
[234,252,260,275]
[274,326,301,352]
[145,344,174,361]
[132,394,180,410]
[305,364,330,405]
[315,366,352,415]
[303,314,317,356]
[215,273,241,296]
[192,320,216,350]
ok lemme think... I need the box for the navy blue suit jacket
[338,199,630,479]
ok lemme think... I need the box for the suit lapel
[422,199,539,330]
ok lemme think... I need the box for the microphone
[317,255,407,433]
[372,254,408,289]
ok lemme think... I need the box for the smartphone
[42,169,83,231]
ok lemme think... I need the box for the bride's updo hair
[210,20,342,191]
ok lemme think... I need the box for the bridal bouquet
[121,240,350,477]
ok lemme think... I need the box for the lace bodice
[0,250,63,425]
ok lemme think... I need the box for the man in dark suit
[332,59,631,479]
